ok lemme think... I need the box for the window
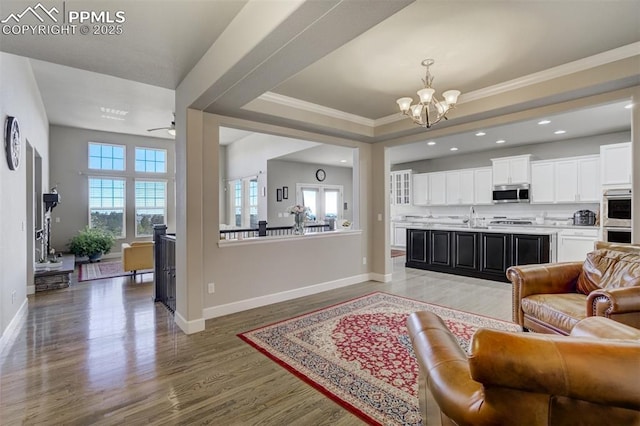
[88,142,125,170]
[89,177,125,238]
[234,180,242,227]
[299,184,343,222]
[135,180,167,236]
[135,148,166,173]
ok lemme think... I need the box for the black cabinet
[480,233,511,277]
[453,231,479,271]
[429,230,453,267]
[512,234,550,266]
[406,229,428,267]
[405,228,552,283]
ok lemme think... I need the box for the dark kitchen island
[405,226,553,282]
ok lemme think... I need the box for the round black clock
[5,116,21,171]
[315,168,326,182]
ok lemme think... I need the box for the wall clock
[4,116,21,171]
[315,168,326,182]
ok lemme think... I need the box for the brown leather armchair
[508,241,640,334]
[407,312,640,426]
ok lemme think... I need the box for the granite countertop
[393,218,598,231]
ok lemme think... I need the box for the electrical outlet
[208,282,215,294]
[11,290,16,304]
[362,257,367,265]
[377,213,382,221]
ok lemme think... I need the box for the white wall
[267,159,353,227]
[48,125,176,254]
[0,53,49,342]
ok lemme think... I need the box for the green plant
[68,226,115,258]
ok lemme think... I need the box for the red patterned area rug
[238,292,521,426]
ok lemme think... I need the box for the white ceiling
[1,0,638,163]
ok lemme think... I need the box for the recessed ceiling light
[495,139,506,144]
[427,141,436,146]
[339,159,347,163]
[450,147,458,151]
[538,120,551,125]
[554,130,566,135]
[625,104,633,109]
[475,131,486,136]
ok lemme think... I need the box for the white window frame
[88,176,126,239]
[134,179,167,237]
[135,147,167,173]
[296,183,344,222]
[227,175,258,228]
[88,142,126,171]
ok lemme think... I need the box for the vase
[293,212,305,235]
[88,252,102,263]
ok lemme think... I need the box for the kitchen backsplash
[392,203,600,223]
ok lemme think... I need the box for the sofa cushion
[521,293,587,334]
[576,249,640,295]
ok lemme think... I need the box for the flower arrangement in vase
[288,204,310,235]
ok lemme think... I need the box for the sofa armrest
[469,328,640,409]
[508,262,583,325]
[587,287,640,329]
[571,316,640,340]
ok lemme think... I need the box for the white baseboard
[0,298,28,356]
[203,273,370,320]
[369,273,392,283]
[27,285,35,295]
[174,310,205,334]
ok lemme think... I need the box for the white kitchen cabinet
[391,170,412,205]
[393,223,408,247]
[531,161,555,203]
[412,173,428,206]
[531,155,600,204]
[555,156,600,203]
[491,155,531,185]
[427,172,447,205]
[557,228,599,262]
[445,170,474,205]
[600,142,632,186]
[576,156,600,202]
[554,159,579,203]
[473,167,493,205]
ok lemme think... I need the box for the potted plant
[68,226,115,262]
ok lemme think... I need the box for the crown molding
[257,92,375,127]
[259,43,640,129]
[460,42,640,103]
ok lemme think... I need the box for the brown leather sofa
[407,312,640,426]
[508,241,640,334]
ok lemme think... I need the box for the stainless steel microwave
[492,184,530,204]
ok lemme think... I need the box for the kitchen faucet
[468,206,476,228]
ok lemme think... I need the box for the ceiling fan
[147,113,175,136]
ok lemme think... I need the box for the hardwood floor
[0,258,512,425]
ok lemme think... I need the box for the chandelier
[396,59,461,128]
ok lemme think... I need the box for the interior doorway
[25,142,43,295]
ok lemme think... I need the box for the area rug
[78,260,152,282]
[238,292,521,426]
[391,249,406,258]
